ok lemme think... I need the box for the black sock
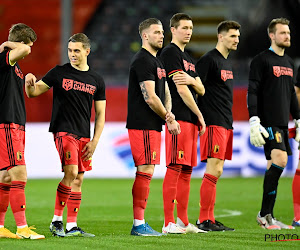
[260,163,283,217]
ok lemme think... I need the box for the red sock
[292,169,300,221]
[163,165,182,226]
[199,173,218,223]
[54,182,71,216]
[67,192,81,223]
[10,181,27,226]
[132,171,152,220]
[0,183,10,226]
[176,166,192,226]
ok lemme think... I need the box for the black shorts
[263,127,291,160]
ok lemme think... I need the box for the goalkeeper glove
[249,116,269,147]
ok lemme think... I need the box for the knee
[63,169,78,183]
[72,178,83,189]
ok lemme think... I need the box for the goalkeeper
[247,17,300,230]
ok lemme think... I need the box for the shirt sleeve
[94,75,106,101]
[196,55,213,83]
[42,66,59,88]
[296,66,300,88]
[0,51,10,69]
[160,47,183,78]
[247,56,264,118]
[133,57,156,83]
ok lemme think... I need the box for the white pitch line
[215,209,242,218]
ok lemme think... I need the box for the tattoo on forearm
[140,81,149,101]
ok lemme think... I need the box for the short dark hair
[68,33,90,49]
[268,17,290,34]
[8,23,37,44]
[217,20,241,34]
[170,13,192,28]
[138,18,162,37]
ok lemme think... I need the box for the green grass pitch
[1,177,299,249]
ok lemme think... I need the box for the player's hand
[173,71,194,86]
[249,116,269,147]
[166,120,181,135]
[295,119,300,142]
[198,114,206,136]
[25,73,36,87]
[165,111,175,123]
[81,140,98,161]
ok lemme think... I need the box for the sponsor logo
[183,59,195,72]
[213,145,220,154]
[15,66,24,79]
[221,70,233,82]
[157,67,166,79]
[275,131,282,143]
[62,78,96,95]
[178,150,184,159]
[16,151,22,161]
[273,66,293,77]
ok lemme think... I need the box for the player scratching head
[170,13,193,51]
[216,21,240,59]
[139,18,164,57]
[68,33,90,71]
[268,18,290,56]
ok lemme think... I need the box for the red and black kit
[160,43,199,125]
[126,48,166,132]
[42,63,106,138]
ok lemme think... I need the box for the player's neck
[215,44,229,59]
[171,40,186,52]
[142,45,157,57]
[270,44,285,56]
[71,63,89,71]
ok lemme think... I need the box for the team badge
[275,131,282,143]
[178,150,184,159]
[213,145,220,154]
[62,78,74,91]
[16,151,22,161]
[74,208,79,212]
[66,151,71,160]
[152,151,156,160]
[273,66,281,77]
[221,70,228,81]
[157,68,166,79]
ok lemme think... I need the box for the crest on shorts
[213,145,220,154]
[62,78,74,91]
[16,151,22,161]
[273,66,281,77]
[178,150,184,159]
[275,131,282,143]
[152,151,157,160]
[65,151,71,160]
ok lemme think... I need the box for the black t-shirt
[295,66,300,88]
[0,51,26,125]
[160,43,198,125]
[248,49,300,127]
[42,63,106,138]
[126,48,166,131]
[196,49,234,129]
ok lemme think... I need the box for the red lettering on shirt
[273,66,293,77]
[157,67,166,79]
[183,59,195,72]
[15,66,23,79]
[221,70,233,82]
[62,78,96,95]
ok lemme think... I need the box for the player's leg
[129,129,163,236]
[292,155,300,226]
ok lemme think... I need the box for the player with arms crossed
[25,33,106,237]
[195,20,240,231]
[0,23,45,239]
[248,18,298,230]
[160,13,206,234]
[127,18,180,236]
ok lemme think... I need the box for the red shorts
[128,129,161,166]
[0,123,26,170]
[165,121,198,167]
[54,132,92,172]
[200,125,233,162]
